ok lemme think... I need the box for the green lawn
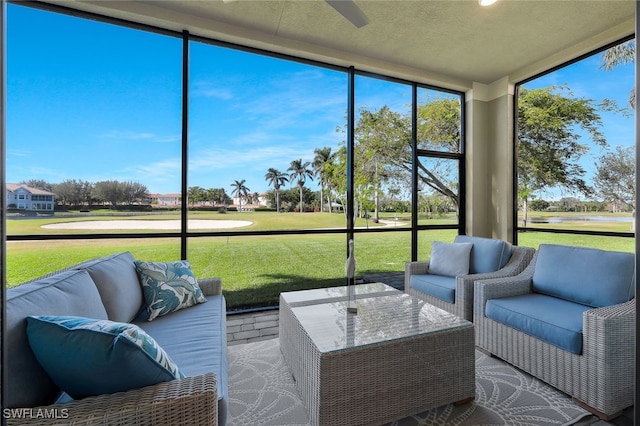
[5,211,635,310]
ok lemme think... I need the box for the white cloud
[7,148,31,157]
[97,130,181,144]
[98,130,156,140]
[192,81,234,100]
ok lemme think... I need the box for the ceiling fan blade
[325,0,369,28]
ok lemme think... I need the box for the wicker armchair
[404,238,534,321]
[474,247,635,420]
[7,374,218,426]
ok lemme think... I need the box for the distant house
[233,193,268,211]
[6,183,56,211]
[148,193,181,207]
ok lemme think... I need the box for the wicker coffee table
[279,283,475,426]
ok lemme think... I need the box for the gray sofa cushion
[80,252,143,322]
[454,235,512,274]
[6,270,108,408]
[486,293,590,354]
[532,244,635,308]
[134,293,228,426]
[410,274,456,303]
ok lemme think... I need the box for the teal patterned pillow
[26,315,184,399]
[134,260,207,321]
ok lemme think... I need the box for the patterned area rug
[227,339,590,426]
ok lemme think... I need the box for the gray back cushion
[454,235,512,274]
[6,269,108,408]
[533,244,635,308]
[80,252,143,323]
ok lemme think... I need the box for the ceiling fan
[325,0,369,28]
[222,0,369,28]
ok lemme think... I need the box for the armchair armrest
[404,261,430,291]
[444,246,532,321]
[7,373,218,426]
[491,245,535,277]
[199,277,223,297]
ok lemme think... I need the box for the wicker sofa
[474,244,635,420]
[404,235,535,320]
[6,252,227,425]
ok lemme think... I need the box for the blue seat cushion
[486,293,590,354]
[135,293,228,426]
[532,244,635,308]
[410,274,456,303]
[454,235,512,274]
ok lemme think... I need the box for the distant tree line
[525,198,623,213]
[22,179,149,208]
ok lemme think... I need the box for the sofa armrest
[404,261,430,291]
[584,299,635,355]
[7,373,218,426]
[474,271,534,318]
[199,277,223,297]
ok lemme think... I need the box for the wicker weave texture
[280,289,475,426]
[198,277,223,296]
[405,245,535,321]
[6,374,218,426]
[474,256,635,418]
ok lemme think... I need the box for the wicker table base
[279,283,475,426]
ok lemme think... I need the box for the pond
[529,216,633,224]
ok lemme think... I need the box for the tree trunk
[299,185,303,212]
[374,186,380,221]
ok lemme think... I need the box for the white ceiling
[46,0,635,91]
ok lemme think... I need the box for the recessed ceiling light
[479,0,498,6]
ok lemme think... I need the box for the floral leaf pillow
[134,260,207,321]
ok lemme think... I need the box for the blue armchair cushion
[26,315,184,399]
[410,274,456,303]
[428,241,472,277]
[532,244,635,308]
[486,293,590,354]
[454,235,512,274]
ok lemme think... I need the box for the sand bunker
[41,219,253,230]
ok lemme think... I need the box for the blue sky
[6,3,635,200]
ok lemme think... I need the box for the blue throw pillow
[134,260,207,321]
[26,315,184,399]
[428,241,473,277]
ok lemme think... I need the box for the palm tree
[264,168,288,212]
[313,147,335,213]
[601,40,635,108]
[288,159,314,213]
[230,179,250,212]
